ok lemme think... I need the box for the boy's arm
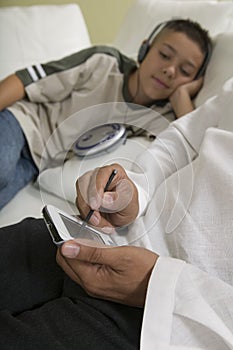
[0,74,25,111]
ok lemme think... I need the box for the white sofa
[1,0,233,227]
[0,4,91,226]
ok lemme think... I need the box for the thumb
[61,241,81,258]
[61,240,117,264]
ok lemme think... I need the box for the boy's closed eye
[180,67,191,77]
[159,51,171,60]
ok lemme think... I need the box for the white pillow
[113,0,233,58]
[0,4,91,79]
[195,32,233,107]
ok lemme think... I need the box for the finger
[88,212,114,228]
[87,165,121,209]
[75,172,111,226]
[191,77,204,94]
[61,240,121,266]
[73,238,106,248]
[57,250,95,293]
[75,170,93,217]
[56,249,82,284]
[102,179,134,212]
[196,76,204,83]
[61,242,127,300]
[76,166,116,217]
[76,164,132,227]
[84,165,126,227]
[57,243,105,292]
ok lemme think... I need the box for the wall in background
[0,0,135,44]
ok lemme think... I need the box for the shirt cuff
[140,257,186,349]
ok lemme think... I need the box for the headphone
[137,20,212,79]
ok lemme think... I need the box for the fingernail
[103,193,114,203]
[90,197,98,209]
[101,226,114,234]
[91,213,100,225]
[62,243,80,258]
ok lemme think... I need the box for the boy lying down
[0,19,212,209]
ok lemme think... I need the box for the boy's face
[138,29,204,102]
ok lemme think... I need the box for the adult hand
[169,77,203,118]
[76,163,139,229]
[57,240,159,307]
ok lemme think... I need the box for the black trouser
[0,218,143,349]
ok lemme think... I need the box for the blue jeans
[0,109,38,210]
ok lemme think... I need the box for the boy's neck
[128,69,155,106]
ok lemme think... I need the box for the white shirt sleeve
[127,92,221,216]
[141,257,233,350]
[127,126,196,216]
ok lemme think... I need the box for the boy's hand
[177,76,204,98]
[75,164,139,229]
[169,77,203,118]
[57,241,159,307]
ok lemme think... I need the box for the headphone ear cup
[195,42,212,80]
[138,40,150,63]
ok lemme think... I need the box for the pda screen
[60,214,103,242]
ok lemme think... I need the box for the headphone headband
[137,21,167,63]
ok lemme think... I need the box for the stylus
[80,168,118,228]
